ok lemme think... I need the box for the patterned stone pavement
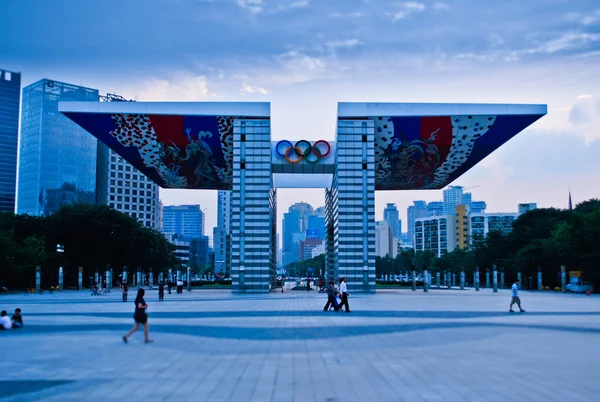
[1,288,599,402]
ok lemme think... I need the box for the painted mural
[372,114,543,190]
[63,113,236,189]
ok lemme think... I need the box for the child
[11,308,23,328]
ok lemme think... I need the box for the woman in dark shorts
[122,288,153,343]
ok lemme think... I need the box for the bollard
[493,265,498,293]
[561,266,566,292]
[537,268,543,291]
[78,267,83,291]
[187,267,192,291]
[58,267,63,291]
[35,266,41,292]
[447,271,451,289]
[517,272,522,290]
[452,272,456,287]
[436,272,440,288]
[411,270,416,291]
[485,269,490,289]
[423,269,429,292]
[500,268,505,289]
[474,269,480,291]
[106,269,112,293]
[460,270,465,290]
[149,272,154,290]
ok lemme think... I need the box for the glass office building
[17,79,99,216]
[0,69,21,212]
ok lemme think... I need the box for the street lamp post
[56,244,65,291]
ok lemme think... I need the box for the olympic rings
[275,140,331,164]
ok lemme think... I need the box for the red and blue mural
[62,112,237,189]
[372,113,544,190]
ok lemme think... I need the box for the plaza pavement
[1,287,599,402]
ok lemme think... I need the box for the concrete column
[411,270,416,291]
[149,272,154,290]
[537,268,543,291]
[436,272,440,288]
[493,265,498,293]
[452,272,456,287]
[137,268,142,289]
[500,268,505,289]
[423,269,429,292]
[168,268,172,282]
[447,271,451,289]
[35,266,41,292]
[561,265,566,292]
[94,271,99,286]
[158,272,163,284]
[460,270,465,290]
[177,270,181,281]
[474,269,480,291]
[187,267,192,291]
[107,270,112,292]
[58,267,63,291]
[485,269,490,288]
[78,267,83,291]
[517,272,522,290]
[123,269,128,283]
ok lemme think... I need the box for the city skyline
[3,0,600,234]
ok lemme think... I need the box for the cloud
[390,2,425,22]
[325,39,364,49]
[433,2,450,11]
[240,83,268,94]
[127,73,213,101]
[569,104,589,125]
[288,0,309,9]
[577,94,593,99]
[330,11,365,18]
[236,0,264,14]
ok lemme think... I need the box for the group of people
[0,308,23,330]
[323,277,351,313]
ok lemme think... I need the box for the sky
[2,0,600,235]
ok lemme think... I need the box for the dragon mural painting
[109,114,235,189]
[373,115,496,190]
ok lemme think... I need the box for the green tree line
[0,204,179,290]
[376,199,600,289]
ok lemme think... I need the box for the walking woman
[122,288,153,344]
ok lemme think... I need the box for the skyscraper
[443,186,464,215]
[407,200,428,244]
[162,205,205,238]
[383,203,401,239]
[95,93,160,229]
[0,69,20,212]
[427,201,444,217]
[213,190,232,275]
[17,79,99,216]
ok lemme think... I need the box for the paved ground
[1,287,599,402]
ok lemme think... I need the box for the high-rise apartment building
[455,204,469,249]
[407,200,427,244]
[162,205,205,238]
[94,93,160,229]
[375,221,393,257]
[469,213,520,239]
[17,79,99,216]
[443,186,465,215]
[383,203,401,239]
[414,215,457,257]
[470,201,487,213]
[427,201,443,217]
[518,203,537,214]
[213,190,232,275]
[96,145,160,228]
[0,69,20,212]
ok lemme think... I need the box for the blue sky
[3,0,600,232]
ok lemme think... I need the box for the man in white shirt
[509,279,525,313]
[338,277,351,313]
[0,310,12,330]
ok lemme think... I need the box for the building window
[125,197,130,202]
[140,190,145,196]
[126,166,131,172]
[110,172,115,178]
[132,197,137,203]
[118,173,123,178]
[146,184,151,189]
[110,195,115,201]
[117,204,122,209]
[117,196,123,201]
[125,174,131,179]
[125,189,130,195]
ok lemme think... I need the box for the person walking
[510,279,526,313]
[158,282,165,301]
[323,281,338,312]
[121,281,128,302]
[338,277,351,313]
[123,288,153,343]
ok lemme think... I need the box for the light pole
[56,244,65,291]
